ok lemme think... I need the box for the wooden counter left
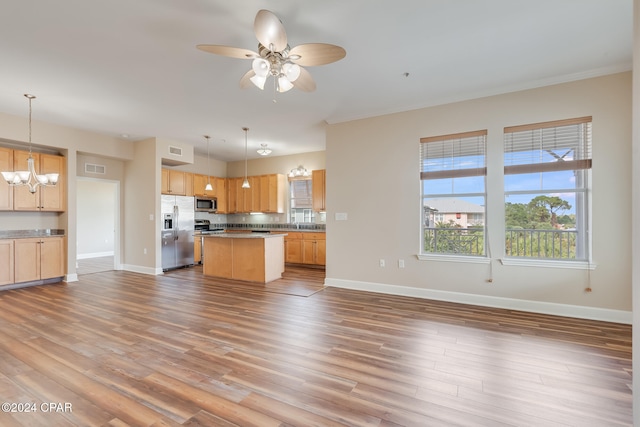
[202,233,285,283]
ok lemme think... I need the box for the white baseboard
[325,278,632,325]
[122,264,164,276]
[77,251,114,260]
[65,273,78,282]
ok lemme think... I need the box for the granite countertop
[201,233,286,239]
[0,229,66,239]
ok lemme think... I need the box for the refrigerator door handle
[174,205,179,240]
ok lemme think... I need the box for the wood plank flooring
[0,266,631,426]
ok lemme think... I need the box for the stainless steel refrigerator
[161,195,195,271]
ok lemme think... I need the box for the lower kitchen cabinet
[302,233,326,266]
[0,239,14,285]
[285,232,325,266]
[284,232,303,264]
[14,237,65,284]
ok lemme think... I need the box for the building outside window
[420,130,487,256]
[503,117,592,260]
[289,178,314,223]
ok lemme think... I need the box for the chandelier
[257,143,272,156]
[1,94,59,193]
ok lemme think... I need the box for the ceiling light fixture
[197,10,346,94]
[257,143,272,156]
[242,127,250,189]
[1,94,59,193]
[288,165,310,178]
[204,135,213,191]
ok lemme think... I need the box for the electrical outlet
[398,259,405,268]
[143,248,147,254]
[379,259,385,267]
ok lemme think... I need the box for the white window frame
[419,130,488,260]
[503,116,592,265]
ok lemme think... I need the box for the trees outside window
[504,117,592,260]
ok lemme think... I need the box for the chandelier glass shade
[0,94,59,194]
[257,144,272,156]
[249,45,302,93]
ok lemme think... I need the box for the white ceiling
[0,1,632,162]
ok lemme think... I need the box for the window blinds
[504,116,592,175]
[420,130,487,180]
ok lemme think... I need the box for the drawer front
[302,232,325,241]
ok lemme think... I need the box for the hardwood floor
[0,266,631,426]
[77,256,114,275]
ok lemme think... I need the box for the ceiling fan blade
[239,69,256,89]
[254,9,287,52]
[197,44,258,59]
[292,67,316,92]
[289,43,346,66]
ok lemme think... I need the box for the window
[420,130,487,256]
[504,117,592,260]
[289,178,314,223]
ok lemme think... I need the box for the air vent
[85,163,106,174]
[168,146,183,156]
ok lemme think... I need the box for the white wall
[77,179,116,258]
[326,72,632,322]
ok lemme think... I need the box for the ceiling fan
[197,9,346,93]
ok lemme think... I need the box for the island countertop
[201,233,287,239]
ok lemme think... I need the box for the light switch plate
[335,212,348,221]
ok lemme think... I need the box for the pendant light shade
[1,94,59,193]
[204,135,213,191]
[242,127,250,189]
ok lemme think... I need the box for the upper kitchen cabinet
[193,174,215,198]
[227,174,285,214]
[312,169,326,212]
[0,147,13,210]
[161,168,186,195]
[259,174,286,213]
[13,150,66,212]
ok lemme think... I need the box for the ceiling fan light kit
[197,9,345,94]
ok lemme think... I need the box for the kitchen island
[202,233,285,283]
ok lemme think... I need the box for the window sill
[500,258,596,270]
[417,254,490,264]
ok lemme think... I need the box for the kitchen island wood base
[202,234,285,283]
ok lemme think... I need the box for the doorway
[76,178,119,275]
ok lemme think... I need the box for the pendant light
[1,94,59,193]
[204,135,213,191]
[241,127,250,189]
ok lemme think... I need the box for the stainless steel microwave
[195,197,217,212]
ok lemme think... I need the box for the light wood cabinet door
[0,239,14,286]
[161,169,186,195]
[14,237,65,283]
[40,237,65,280]
[301,232,326,265]
[0,147,13,210]
[12,151,65,212]
[259,174,285,213]
[312,169,326,212]
[185,172,194,197]
[39,153,65,212]
[214,177,227,213]
[284,232,303,264]
[193,174,215,197]
[14,238,41,283]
